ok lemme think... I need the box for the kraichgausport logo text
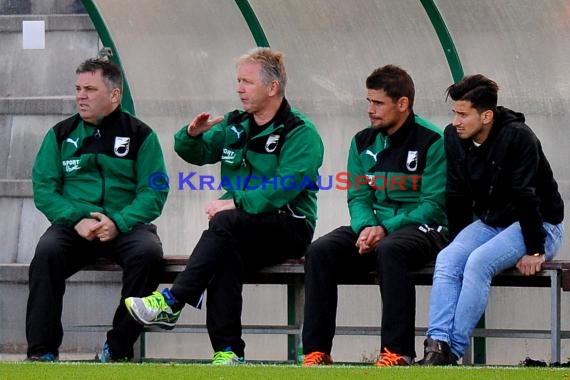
[147,172,422,191]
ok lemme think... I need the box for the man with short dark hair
[419,74,564,366]
[302,65,448,367]
[26,57,168,362]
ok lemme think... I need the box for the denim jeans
[426,220,565,358]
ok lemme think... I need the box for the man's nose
[452,115,461,126]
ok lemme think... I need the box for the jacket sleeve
[444,126,475,239]
[380,137,448,233]
[233,124,324,213]
[108,131,169,232]
[173,118,227,166]
[32,129,89,226]
[347,137,379,234]
[510,129,545,254]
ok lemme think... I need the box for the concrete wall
[0,0,569,364]
[0,1,110,358]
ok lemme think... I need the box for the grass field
[1,362,569,380]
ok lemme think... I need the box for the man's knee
[209,209,242,231]
[32,227,70,264]
[133,240,164,267]
[304,238,340,272]
[375,236,410,265]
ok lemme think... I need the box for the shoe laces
[212,350,241,365]
[143,291,167,311]
[375,348,408,367]
[303,351,332,366]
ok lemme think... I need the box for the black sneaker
[418,338,457,366]
[98,342,131,363]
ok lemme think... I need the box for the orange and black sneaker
[303,351,333,366]
[375,347,412,367]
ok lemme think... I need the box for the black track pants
[170,209,313,358]
[26,223,164,359]
[302,224,448,358]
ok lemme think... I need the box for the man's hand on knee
[516,254,545,276]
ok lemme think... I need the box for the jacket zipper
[380,135,402,216]
[482,185,494,222]
[382,136,393,204]
[94,128,106,208]
[240,124,282,190]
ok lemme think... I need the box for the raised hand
[187,112,224,137]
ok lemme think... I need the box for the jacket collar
[247,98,291,136]
[383,112,415,145]
[253,98,290,129]
[82,105,122,128]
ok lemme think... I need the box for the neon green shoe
[212,348,245,365]
[125,290,181,330]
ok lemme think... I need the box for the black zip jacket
[445,106,564,254]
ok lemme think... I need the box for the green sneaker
[125,290,181,330]
[212,348,245,365]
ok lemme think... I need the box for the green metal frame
[80,0,136,114]
[420,0,464,82]
[235,0,270,47]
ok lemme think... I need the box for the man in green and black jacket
[125,48,324,365]
[302,65,448,367]
[26,58,168,363]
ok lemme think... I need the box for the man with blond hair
[125,48,324,365]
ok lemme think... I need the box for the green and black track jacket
[174,99,324,231]
[347,113,447,235]
[32,106,168,233]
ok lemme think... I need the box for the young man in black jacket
[419,74,565,365]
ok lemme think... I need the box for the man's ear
[397,96,409,112]
[110,88,121,104]
[268,80,280,96]
[481,109,494,124]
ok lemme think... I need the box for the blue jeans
[426,220,565,358]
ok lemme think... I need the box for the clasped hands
[356,226,386,255]
[74,212,118,242]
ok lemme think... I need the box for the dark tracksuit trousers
[302,224,448,359]
[26,224,164,359]
[170,209,313,358]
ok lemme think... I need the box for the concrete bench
[77,255,570,364]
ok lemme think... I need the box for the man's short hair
[445,74,499,113]
[76,58,123,94]
[366,65,415,109]
[237,48,287,97]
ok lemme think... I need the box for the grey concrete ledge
[0,263,122,283]
[0,14,94,32]
[0,180,32,197]
[0,264,28,283]
[0,96,75,115]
